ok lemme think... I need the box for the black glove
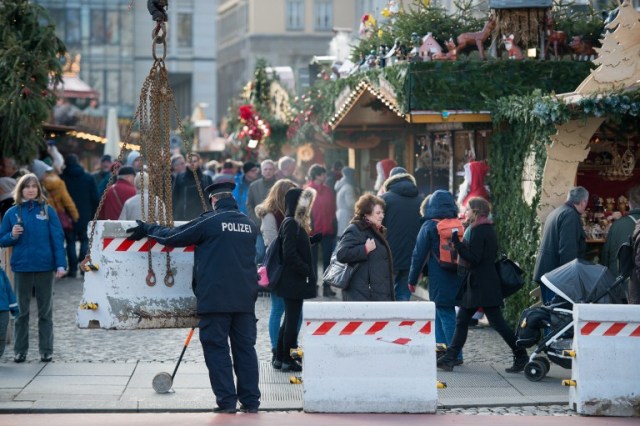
[310,233,323,244]
[126,220,149,241]
[147,0,168,22]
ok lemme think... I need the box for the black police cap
[205,179,236,196]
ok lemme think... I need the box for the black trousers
[199,313,260,410]
[449,306,518,354]
[276,298,303,363]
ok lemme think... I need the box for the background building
[216,0,359,122]
[36,0,217,123]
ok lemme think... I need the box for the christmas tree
[0,0,66,164]
[576,0,640,94]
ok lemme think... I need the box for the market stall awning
[56,75,99,99]
[409,110,492,124]
[330,80,406,130]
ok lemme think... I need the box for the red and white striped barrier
[77,221,197,330]
[102,237,195,252]
[570,304,640,416]
[303,301,437,413]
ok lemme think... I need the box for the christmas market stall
[488,0,640,322]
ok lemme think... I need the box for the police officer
[127,178,260,414]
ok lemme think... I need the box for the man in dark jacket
[533,186,588,304]
[61,154,99,278]
[126,178,260,414]
[172,153,213,220]
[381,167,424,301]
[600,185,640,277]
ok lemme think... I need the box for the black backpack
[262,218,296,290]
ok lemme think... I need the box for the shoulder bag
[323,233,360,290]
[495,252,524,298]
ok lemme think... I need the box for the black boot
[505,348,528,373]
[437,348,458,372]
[322,286,336,297]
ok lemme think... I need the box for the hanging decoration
[236,104,270,149]
[225,59,291,158]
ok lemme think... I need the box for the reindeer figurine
[456,15,496,60]
[502,34,524,60]
[432,38,458,61]
[544,12,567,60]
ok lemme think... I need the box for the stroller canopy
[541,259,624,304]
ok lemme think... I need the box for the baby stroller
[515,244,632,382]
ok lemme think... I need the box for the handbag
[495,253,524,298]
[323,252,360,290]
[56,209,74,232]
[258,218,296,291]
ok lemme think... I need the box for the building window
[314,0,333,31]
[50,8,81,48]
[286,0,304,31]
[90,10,106,44]
[177,13,193,47]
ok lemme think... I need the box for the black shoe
[454,359,464,366]
[505,350,528,373]
[271,348,276,363]
[322,286,336,297]
[14,353,26,363]
[41,353,52,362]
[213,406,237,414]
[272,359,282,369]
[239,405,259,413]
[437,349,458,372]
[281,361,302,372]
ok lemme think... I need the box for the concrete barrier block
[76,221,197,329]
[570,304,640,416]
[303,301,436,413]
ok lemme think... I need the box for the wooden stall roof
[329,80,407,130]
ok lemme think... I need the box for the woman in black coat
[336,194,394,301]
[437,197,528,372]
[273,187,318,372]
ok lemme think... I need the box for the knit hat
[118,165,136,176]
[242,161,258,174]
[30,159,54,180]
[101,154,112,163]
[390,166,407,177]
[0,177,16,201]
[126,151,141,166]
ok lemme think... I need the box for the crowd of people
[1,147,640,413]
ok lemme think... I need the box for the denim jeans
[394,270,411,301]
[269,294,302,350]
[255,233,266,265]
[269,295,285,349]
[14,271,54,356]
[435,305,462,360]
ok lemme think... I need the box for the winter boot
[505,348,529,373]
[436,348,458,372]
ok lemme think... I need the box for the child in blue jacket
[0,267,18,358]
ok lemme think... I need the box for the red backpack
[433,218,464,271]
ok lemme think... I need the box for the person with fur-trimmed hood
[380,167,424,301]
[336,194,394,302]
[272,187,320,373]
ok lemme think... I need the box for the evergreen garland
[0,0,65,164]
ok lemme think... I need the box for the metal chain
[80,19,191,289]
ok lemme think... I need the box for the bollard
[76,221,197,329]
[570,304,640,416]
[303,301,436,413]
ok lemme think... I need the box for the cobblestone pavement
[0,276,575,416]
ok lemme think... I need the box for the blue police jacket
[145,197,258,314]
